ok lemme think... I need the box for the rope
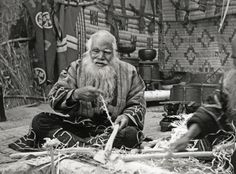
[219,0,231,33]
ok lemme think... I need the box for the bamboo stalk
[0,37,32,46]
[4,95,47,101]
[131,148,166,154]
[121,151,214,162]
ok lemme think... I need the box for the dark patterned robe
[9,59,146,151]
[187,89,235,149]
[48,58,146,130]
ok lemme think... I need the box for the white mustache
[94,60,107,65]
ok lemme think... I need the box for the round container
[117,43,136,55]
[138,49,157,61]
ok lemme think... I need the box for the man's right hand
[170,123,201,152]
[72,86,104,102]
[169,135,191,152]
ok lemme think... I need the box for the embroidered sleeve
[48,61,79,114]
[122,69,146,130]
[187,90,229,138]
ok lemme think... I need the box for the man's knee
[31,112,62,137]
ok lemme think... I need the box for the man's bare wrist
[71,92,77,102]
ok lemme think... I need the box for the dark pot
[117,42,136,55]
[138,49,157,61]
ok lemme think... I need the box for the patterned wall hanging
[171,30,183,49]
[184,46,197,65]
[198,29,214,48]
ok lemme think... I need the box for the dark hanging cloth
[53,0,86,80]
[23,0,57,85]
[23,0,86,84]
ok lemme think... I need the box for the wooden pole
[157,0,165,69]
[0,84,6,122]
[121,151,214,162]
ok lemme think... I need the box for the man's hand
[170,123,201,152]
[72,86,103,102]
[114,115,129,131]
[169,135,191,152]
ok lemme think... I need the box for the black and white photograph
[0,0,236,173]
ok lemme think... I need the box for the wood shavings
[140,114,235,174]
[153,113,193,150]
[98,94,114,127]
[42,138,61,149]
[211,129,236,174]
[146,158,213,174]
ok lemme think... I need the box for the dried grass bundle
[0,0,45,109]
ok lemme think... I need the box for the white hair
[85,30,119,58]
[79,53,117,104]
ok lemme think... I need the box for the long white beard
[80,55,117,103]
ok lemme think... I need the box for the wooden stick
[10,147,96,159]
[50,147,55,174]
[104,124,119,152]
[0,37,31,46]
[121,151,214,162]
[54,0,99,7]
[4,95,47,101]
[131,148,166,154]
[93,124,119,164]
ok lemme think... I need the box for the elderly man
[9,30,146,151]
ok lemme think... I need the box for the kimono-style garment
[23,0,57,84]
[187,89,235,150]
[187,89,236,172]
[9,59,146,151]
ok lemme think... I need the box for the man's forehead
[91,34,113,46]
[91,39,113,49]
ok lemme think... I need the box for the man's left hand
[114,115,129,131]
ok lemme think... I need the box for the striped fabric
[48,59,146,130]
[55,1,86,79]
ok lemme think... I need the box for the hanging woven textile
[23,0,57,85]
[53,0,86,80]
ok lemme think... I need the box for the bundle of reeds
[0,0,46,109]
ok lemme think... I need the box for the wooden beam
[158,0,165,69]
[0,84,6,122]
